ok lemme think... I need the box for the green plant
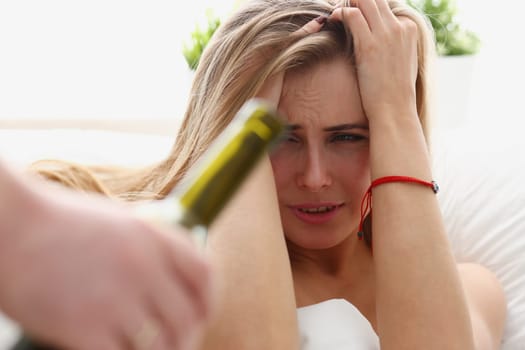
[182,0,479,66]
[182,10,221,70]
[408,0,480,56]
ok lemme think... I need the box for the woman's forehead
[280,59,365,125]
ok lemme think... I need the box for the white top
[297,299,379,350]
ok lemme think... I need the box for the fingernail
[315,15,328,24]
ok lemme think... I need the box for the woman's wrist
[367,103,419,130]
[367,108,432,179]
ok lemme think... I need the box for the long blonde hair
[32,0,435,200]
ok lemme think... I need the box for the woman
[33,0,506,349]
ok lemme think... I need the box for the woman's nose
[296,149,332,192]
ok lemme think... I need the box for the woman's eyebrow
[285,124,302,131]
[285,123,368,132]
[323,123,369,132]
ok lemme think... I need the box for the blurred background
[0,0,523,134]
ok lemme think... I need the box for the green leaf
[407,0,480,56]
[182,10,221,70]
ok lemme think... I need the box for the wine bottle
[11,98,285,350]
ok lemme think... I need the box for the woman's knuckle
[391,23,403,36]
[401,18,418,32]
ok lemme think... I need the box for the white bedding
[432,126,525,349]
[298,299,379,350]
[0,315,18,349]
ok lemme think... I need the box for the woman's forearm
[368,113,475,349]
[199,157,299,350]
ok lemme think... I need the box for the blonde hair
[32,0,436,200]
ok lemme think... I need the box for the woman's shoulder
[297,298,379,350]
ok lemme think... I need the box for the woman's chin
[285,234,348,251]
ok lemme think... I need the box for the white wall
[0,0,237,132]
[0,1,523,129]
[454,0,525,128]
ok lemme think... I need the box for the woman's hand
[330,0,419,121]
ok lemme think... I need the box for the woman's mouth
[290,203,344,224]
[297,205,338,214]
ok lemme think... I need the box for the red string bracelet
[357,175,439,240]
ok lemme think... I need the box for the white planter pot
[433,54,477,130]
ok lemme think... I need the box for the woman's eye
[331,133,365,142]
[285,134,300,143]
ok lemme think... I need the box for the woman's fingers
[375,0,398,23]
[293,15,328,37]
[333,0,397,33]
[349,0,383,31]
[330,0,419,120]
[330,7,372,48]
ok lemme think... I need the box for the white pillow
[432,126,525,349]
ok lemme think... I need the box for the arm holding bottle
[0,160,213,350]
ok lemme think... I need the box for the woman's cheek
[330,148,370,195]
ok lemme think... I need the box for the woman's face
[270,57,370,250]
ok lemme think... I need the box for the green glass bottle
[133,97,285,246]
[12,98,284,350]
